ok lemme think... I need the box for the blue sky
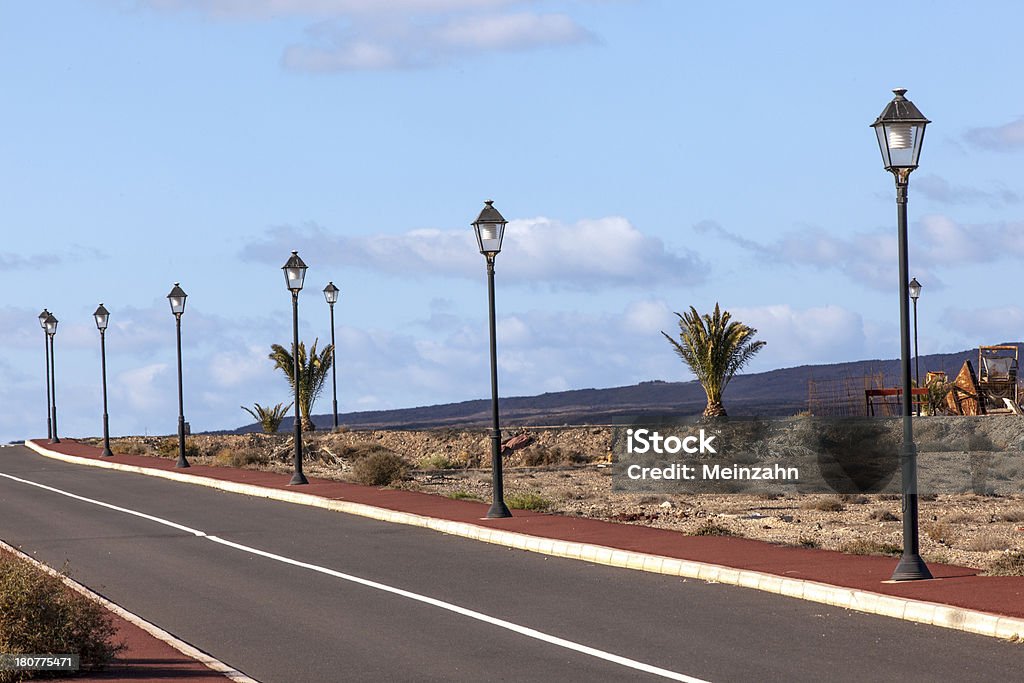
[2,1,1024,442]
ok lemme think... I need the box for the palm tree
[268,339,333,431]
[241,402,293,434]
[662,303,766,418]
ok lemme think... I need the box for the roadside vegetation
[0,553,123,682]
[268,339,333,431]
[241,402,292,434]
[661,303,766,417]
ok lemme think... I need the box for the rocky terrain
[86,420,1024,574]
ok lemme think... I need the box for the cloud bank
[241,216,710,288]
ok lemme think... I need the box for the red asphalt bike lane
[23,439,1024,626]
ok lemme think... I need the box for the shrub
[800,497,845,512]
[838,539,901,556]
[0,554,123,682]
[422,454,461,470]
[692,521,735,537]
[445,491,484,502]
[155,438,199,460]
[337,443,393,461]
[506,492,553,511]
[212,447,267,469]
[986,551,1024,576]
[351,451,408,487]
[869,509,900,522]
[113,441,149,456]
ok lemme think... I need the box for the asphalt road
[1,444,1021,682]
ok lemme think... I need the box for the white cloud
[241,216,709,288]
[942,306,1024,344]
[138,1,592,71]
[696,217,1024,292]
[209,344,274,388]
[914,174,1019,207]
[114,363,170,413]
[732,304,869,367]
[965,117,1024,151]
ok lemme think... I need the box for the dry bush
[212,447,267,469]
[999,509,1024,523]
[113,441,149,456]
[985,551,1024,576]
[869,509,900,522]
[963,531,1009,552]
[923,521,953,545]
[692,521,735,537]
[840,494,869,505]
[837,539,901,556]
[155,438,199,460]
[351,451,408,487]
[421,453,462,470]
[800,497,845,512]
[0,554,124,682]
[506,492,553,511]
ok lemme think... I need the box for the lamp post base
[175,457,190,468]
[101,448,114,457]
[486,501,512,518]
[890,553,933,581]
[288,472,309,486]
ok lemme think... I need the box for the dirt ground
[86,423,1024,573]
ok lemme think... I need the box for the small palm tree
[662,303,766,418]
[241,402,293,434]
[268,339,333,431]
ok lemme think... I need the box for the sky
[2,1,1024,443]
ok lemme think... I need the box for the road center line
[0,470,710,683]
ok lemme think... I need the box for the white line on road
[0,470,710,683]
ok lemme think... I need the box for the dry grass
[837,539,902,556]
[963,531,1010,552]
[692,521,736,537]
[985,551,1024,576]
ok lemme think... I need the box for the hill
[223,344,1020,433]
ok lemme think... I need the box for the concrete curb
[0,539,257,682]
[23,440,1024,643]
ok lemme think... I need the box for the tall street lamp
[473,200,512,518]
[909,278,922,417]
[323,282,340,431]
[45,313,59,444]
[167,283,190,468]
[872,88,932,581]
[284,251,309,485]
[38,309,52,440]
[94,304,114,457]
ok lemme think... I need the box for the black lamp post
[94,304,114,457]
[473,200,512,519]
[167,283,190,468]
[909,278,922,417]
[284,251,309,485]
[38,309,52,440]
[45,313,59,444]
[323,282,340,431]
[872,88,932,581]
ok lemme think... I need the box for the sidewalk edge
[23,440,1024,643]
[0,538,258,682]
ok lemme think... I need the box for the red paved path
[23,437,1024,678]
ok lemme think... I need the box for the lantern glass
[94,304,110,330]
[871,89,929,172]
[909,278,922,300]
[472,200,507,256]
[167,283,187,316]
[38,309,49,329]
[323,282,339,305]
[283,251,307,291]
[45,314,58,336]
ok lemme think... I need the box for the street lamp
[45,313,59,444]
[38,309,52,440]
[473,200,512,518]
[283,251,309,485]
[909,278,922,417]
[323,282,340,431]
[94,304,114,457]
[166,283,190,468]
[872,88,932,581]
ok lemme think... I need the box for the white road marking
[0,470,710,683]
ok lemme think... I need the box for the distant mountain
[223,344,1020,433]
